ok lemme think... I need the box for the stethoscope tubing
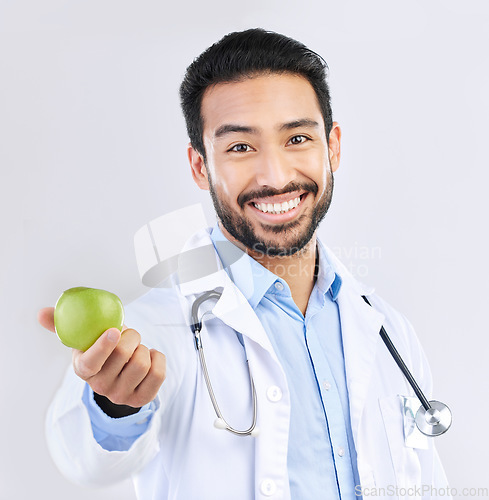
[191,290,259,436]
[361,296,431,411]
[362,295,452,436]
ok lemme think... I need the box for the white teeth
[253,196,301,214]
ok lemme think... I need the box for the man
[40,28,450,499]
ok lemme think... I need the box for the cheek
[217,179,236,199]
[302,151,330,190]
[321,162,332,192]
[208,165,244,200]
[209,159,253,201]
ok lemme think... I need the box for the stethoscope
[190,290,259,437]
[190,290,452,438]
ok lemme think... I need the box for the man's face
[188,72,340,257]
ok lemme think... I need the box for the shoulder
[125,285,182,322]
[320,240,418,343]
[124,285,191,355]
[321,240,433,392]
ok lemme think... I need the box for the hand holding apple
[38,289,166,411]
[54,287,125,351]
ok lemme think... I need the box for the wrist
[93,392,141,418]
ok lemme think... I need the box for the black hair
[179,28,333,161]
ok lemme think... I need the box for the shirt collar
[316,237,343,301]
[210,223,342,308]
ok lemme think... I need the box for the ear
[328,122,341,173]
[187,143,210,190]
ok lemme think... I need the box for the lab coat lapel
[211,272,277,356]
[336,284,385,443]
[176,228,277,357]
[322,246,386,441]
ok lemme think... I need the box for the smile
[253,196,301,214]
[246,193,308,224]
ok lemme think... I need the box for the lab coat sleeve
[45,286,189,487]
[82,383,156,451]
[45,364,163,487]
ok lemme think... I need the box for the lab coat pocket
[379,395,423,496]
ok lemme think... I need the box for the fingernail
[107,329,120,343]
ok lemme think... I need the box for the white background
[1,1,488,499]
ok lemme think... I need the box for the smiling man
[42,28,451,500]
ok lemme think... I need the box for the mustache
[237,181,318,208]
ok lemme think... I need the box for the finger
[95,328,142,381]
[111,344,152,401]
[38,307,55,333]
[73,328,122,380]
[132,349,167,406]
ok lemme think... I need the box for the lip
[247,193,308,224]
[248,190,306,205]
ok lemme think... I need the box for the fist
[39,307,166,408]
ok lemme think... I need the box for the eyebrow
[279,118,320,131]
[213,118,320,140]
[214,124,259,139]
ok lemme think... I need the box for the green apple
[54,287,124,351]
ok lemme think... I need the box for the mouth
[247,192,308,222]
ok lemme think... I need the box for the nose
[254,147,295,190]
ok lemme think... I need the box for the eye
[288,135,310,145]
[228,143,253,153]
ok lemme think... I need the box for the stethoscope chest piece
[415,400,452,436]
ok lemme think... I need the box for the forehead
[200,73,324,137]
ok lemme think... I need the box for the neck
[218,223,318,315]
[253,238,318,315]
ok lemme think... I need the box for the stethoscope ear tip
[251,427,260,438]
[214,417,260,437]
[214,418,227,430]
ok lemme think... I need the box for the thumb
[38,307,55,333]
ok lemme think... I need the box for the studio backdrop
[1,1,488,499]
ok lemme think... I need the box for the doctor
[40,28,451,499]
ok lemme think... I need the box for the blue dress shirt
[84,224,361,498]
[210,225,361,499]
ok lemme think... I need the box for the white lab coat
[46,228,451,500]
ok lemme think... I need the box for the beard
[207,169,334,257]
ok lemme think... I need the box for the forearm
[83,384,155,451]
[46,367,162,486]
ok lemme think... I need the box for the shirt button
[323,380,331,391]
[274,281,284,291]
[266,386,283,402]
[260,478,277,496]
[338,446,345,457]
